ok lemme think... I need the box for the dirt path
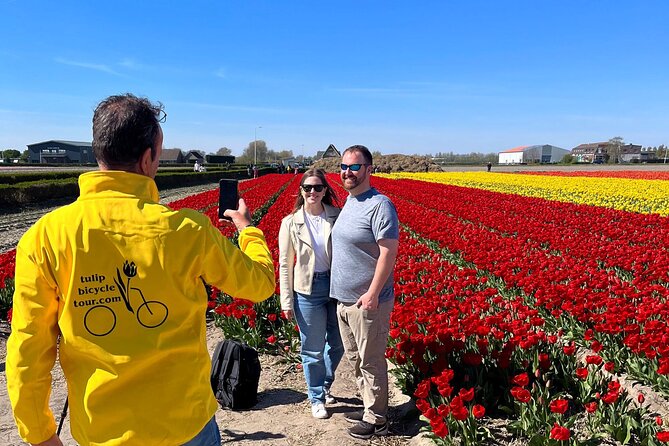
[0,321,424,446]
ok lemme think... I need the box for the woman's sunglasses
[302,184,325,192]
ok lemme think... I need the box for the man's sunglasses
[340,163,369,172]
[302,184,325,192]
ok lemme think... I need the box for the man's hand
[220,198,253,232]
[32,434,63,446]
[356,291,379,310]
[282,310,294,320]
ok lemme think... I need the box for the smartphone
[218,179,239,220]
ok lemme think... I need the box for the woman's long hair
[291,168,339,213]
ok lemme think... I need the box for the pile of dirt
[314,154,441,173]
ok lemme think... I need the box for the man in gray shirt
[330,145,399,439]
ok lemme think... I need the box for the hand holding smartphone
[218,179,239,221]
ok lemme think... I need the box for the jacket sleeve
[278,217,295,311]
[6,240,60,444]
[201,224,275,303]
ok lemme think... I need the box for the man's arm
[356,238,399,310]
[7,242,61,444]
[203,202,275,303]
[222,226,275,303]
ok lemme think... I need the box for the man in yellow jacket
[6,94,275,446]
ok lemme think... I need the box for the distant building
[571,142,646,163]
[498,144,568,164]
[160,148,185,164]
[619,144,645,163]
[641,146,658,160]
[571,142,609,163]
[183,150,205,164]
[27,140,95,164]
[314,144,341,160]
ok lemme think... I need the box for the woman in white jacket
[279,168,344,419]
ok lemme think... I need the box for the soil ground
[0,320,426,446]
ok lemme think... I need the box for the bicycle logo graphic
[84,261,169,336]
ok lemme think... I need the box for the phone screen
[218,179,239,220]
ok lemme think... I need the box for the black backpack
[210,339,261,410]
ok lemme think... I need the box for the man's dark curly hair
[92,93,164,169]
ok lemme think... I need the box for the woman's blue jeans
[294,271,344,405]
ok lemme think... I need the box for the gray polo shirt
[330,187,399,304]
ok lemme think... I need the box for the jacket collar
[293,204,339,249]
[78,171,160,203]
[294,204,338,225]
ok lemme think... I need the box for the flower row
[383,172,669,216]
[519,170,669,181]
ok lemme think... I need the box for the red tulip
[549,398,569,414]
[459,387,475,402]
[472,404,485,419]
[575,368,588,380]
[550,423,570,441]
[512,373,529,387]
[585,401,598,413]
[510,387,531,403]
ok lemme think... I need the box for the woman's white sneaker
[312,402,328,419]
[324,388,337,405]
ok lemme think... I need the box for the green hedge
[0,171,85,185]
[0,179,79,205]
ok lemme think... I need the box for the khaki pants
[337,299,394,425]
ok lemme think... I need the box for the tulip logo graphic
[117,261,136,313]
[83,260,169,336]
[123,260,137,277]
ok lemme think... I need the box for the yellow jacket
[7,171,275,445]
[278,204,339,311]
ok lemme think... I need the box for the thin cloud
[54,57,123,76]
[174,100,298,114]
[215,68,227,79]
[330,87,413,94]
[119,58,142,69]
[329,82,489,99]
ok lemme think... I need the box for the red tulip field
[1,171,668,445]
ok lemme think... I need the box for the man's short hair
[92,94,164,169]
[343,145,373,165]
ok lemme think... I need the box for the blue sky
[1,1,668,157]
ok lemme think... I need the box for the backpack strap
[210,341,226,390]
